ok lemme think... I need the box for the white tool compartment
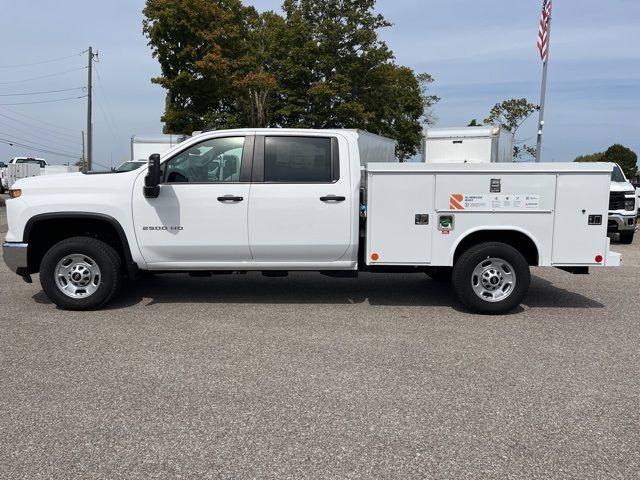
[8,163,40,188]
[365,163,613,268]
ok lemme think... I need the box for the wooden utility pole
[81,130,85,172]
[86,47,94,171]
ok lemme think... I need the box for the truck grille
[609,192,626,210]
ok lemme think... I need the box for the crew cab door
[132,135,254,267]
[248,134,352,262]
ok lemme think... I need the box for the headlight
[625,198,635,211]
[8,189,22,199]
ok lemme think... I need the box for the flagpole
[535,10,552,163]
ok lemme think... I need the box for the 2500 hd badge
[142,226,184,231]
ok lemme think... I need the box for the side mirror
[144,154,161,198]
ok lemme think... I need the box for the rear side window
[264,137,334,183]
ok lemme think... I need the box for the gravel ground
[1,198,639,479]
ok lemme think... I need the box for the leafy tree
[574,151,604,163]
[575,145,638,179]
[603,144,638,179]
[143,0,437,158]
[484,98,539,160]
[143,0,247,133]
[74,159,87,173]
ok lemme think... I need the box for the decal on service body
[450,194,540,210]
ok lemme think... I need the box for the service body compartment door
[367,173,434,265]
[552,173,609,264]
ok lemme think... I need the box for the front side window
[264,137,333,183]
[164,137,245,183]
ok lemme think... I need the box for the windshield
[116,161,145,172]
[611,165,627,183]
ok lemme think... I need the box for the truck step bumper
[606,251,622,267]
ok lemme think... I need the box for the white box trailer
[131,135,188,162]
[423,126,514,164]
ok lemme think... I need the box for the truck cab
[608,164,637,244]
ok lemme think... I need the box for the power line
[0,52,84,69]
[0,132,81,157]
[0,67,87,85]
[94,62,129,161]
[0,137,82,160]
[0,111,79,140]
[0,95,87,106]
[0,118,81,151]
[0,106,80,133]
[0,86,85,97]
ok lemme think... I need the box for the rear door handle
[218,195,244,203]
[320,196,346,202]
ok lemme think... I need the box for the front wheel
[452,242,530,315]
[40,237,123,310]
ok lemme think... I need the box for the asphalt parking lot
[1,198,639,479]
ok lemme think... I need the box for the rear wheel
[619,231,634,244]
[40,237,122,310]
[452,242,530,315]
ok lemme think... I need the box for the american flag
[537,0,552,62]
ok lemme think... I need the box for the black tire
[40,236,122,310]
[452,242,530,315]
[425,267,452,282]
[619,231,634,244]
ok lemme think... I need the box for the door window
[164,137,245,183]
[264,137,335,183]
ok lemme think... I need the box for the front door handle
[218,195,244,203]
[320,195,346,203]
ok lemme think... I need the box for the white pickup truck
[3,128,620,314]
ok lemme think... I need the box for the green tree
[143,0,437,158]
[574,151,604,163]
[575,145,638,179]
[484,98,539,160]
[143,0,247,133]
[603,144,638,179]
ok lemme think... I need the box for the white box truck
[423,126,514,163]
[131,135,188,162]
[3,128,619,314]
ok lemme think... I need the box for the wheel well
[454,230,539,266]
[25,215,131,274]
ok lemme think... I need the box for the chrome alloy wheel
[55,254,102,298]
[471,257,516,303]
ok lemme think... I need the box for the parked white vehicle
[422,126,514,164]
[131,135,187,162]
[608,164,637,244]
[2,157,79,190]
[3,129,620,314]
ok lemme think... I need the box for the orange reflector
[8,189,22,199]
[371,252,380,262]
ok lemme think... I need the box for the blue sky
[0,0,638,168]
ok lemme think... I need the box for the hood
[610,180,635,193]
[11,169,144,194]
